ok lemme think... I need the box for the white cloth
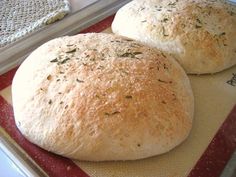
[0,0,70,48]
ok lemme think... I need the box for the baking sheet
[0,15,236,177]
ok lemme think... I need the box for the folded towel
[0,0,70,48]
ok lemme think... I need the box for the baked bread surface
[112,0,236,74]
[12,33,194,161]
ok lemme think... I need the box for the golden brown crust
[12,33,194,161]
[112,0,236,74]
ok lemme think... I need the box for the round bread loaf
[112,0,236,74]
[12,33,194,161]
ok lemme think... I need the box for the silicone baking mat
[0,15,236,177]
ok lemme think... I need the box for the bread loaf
[112,0,236,74]
[12,33,194,161]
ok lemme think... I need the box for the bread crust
[112,0,236,74]
[12,33,194,161]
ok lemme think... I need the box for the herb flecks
[65,48,76,53]
[125,95,133,99]
[195,18,203,29]
[168,2,176,6]
[66,44,74,47]
[133,52,142,55]
[76,79,84,83]
[140,7,145,11]
[196,18,202,24]
[90,58,95,61]
[104,112,110,116]
[162,101,167,104]
[112,111,121,115]
[104,111,121,116]
[51,56,71,65]
[219,32,226,36]
[158,79,172,84]
[60,57,70,64]
[50,58,58,63]
[111,40,122,43]
[141,20,147,23]
[118,52,142,58]
[47,75,52,80]
[48,99,52,105]
[124,39,134,42]
[161,52,167,58]
[162,18,169,22]
[163,63,169,70]
[195,25,202,29]
[172,93,177,100]
[162,26,169,37]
